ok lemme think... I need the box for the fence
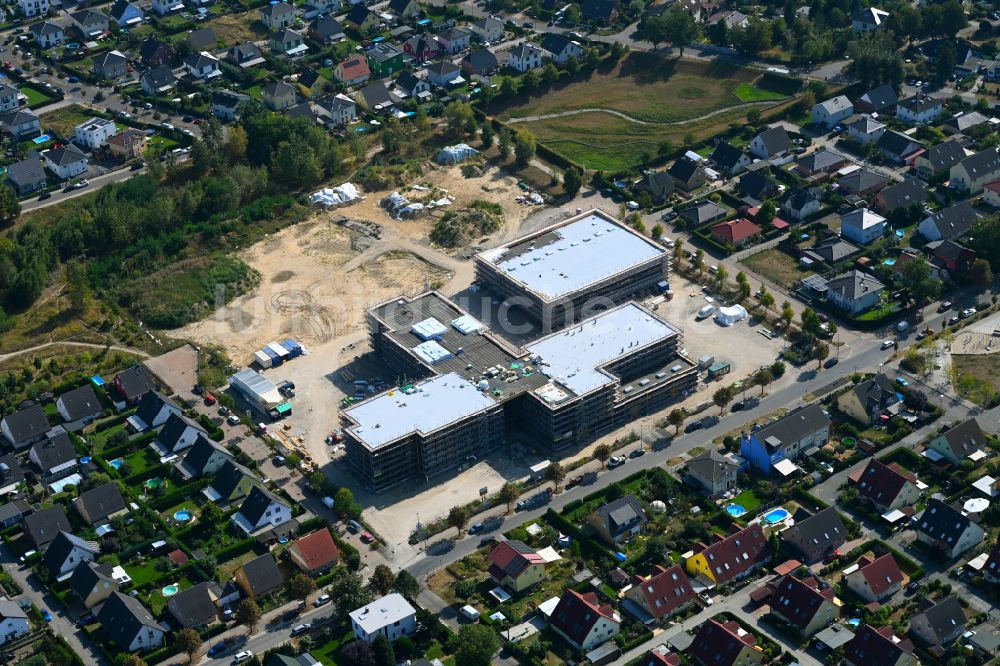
[730,232,790,262]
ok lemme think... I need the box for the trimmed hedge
[543,509,616,569]
[94,413,129,432]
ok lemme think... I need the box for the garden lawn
[732,489,762,512]
[733,82,788,102]
[217,550,259,580]
[311,626,356,665]
[21,85,54,108]
[739,248,813,290]
[123,448,159,476]
[124,558,170,588]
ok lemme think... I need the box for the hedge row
[542,509,616,569]
[841,539,925,581]
[94,413,129,432]
[146,478,211,511]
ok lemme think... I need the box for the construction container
[254,350,272,369]
[280,339,303,358]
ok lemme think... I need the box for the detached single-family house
[950,148,1000,194]
[23,506,72,548]
[205,459,257,503]
[183,51,221,79]
[18,0,49,19]
[235,553,285,599]
[1,404,50,450]
[684,450,739,498]
[795,149,849,179]
[623,564,695,624]
[227,42,265,69]
[29,430,77,480]
[437,27,471,54]
[318,94,357,126]
[75,117,117,149]
[140,65,177,96]
[639,170,674,204]
[685,523,770,584]
[587,494,647,546]
[110,0,144,27]
[915,139,967,179]
[153,0,184,16]
[260,1,295,30]
[44,531,99,579]
[0,86,21,115]
[350,593,417,642]
[231,486,293,536]
[739,168,781,201]
[825,269,885,315]
[801,236,861,266]
[44,144,89,180]
[0,500,29,529]
[812,95,853,128]
[96,592,164,652]
[302,0,339,19]
[388,0,420,19]
[30,21,65,48]
[926,239,976,275]
[710,218,763,248]
[509,43,543,72]
[845,553,904,603]
[837,373,899,425]
[540,33,584,65]
[71,9,110,39]
[166,582,221,628]
[367,42,404,77]
[909,595,966,647]
[462,48,498,77]
[0,453,24,497]
[982,540,1000,582]
[0,601,29,646]
[345,5,380,33]
[782,186,822,221]
[334,57,371,86]
[689,619,763,666]
[470,17,504,43]
[140,38,174,67]
[73,482,127,526]
[748,126,791,159]
[394,71,430,99]
[70,561,119,609]
[263,81,298,111]
[928,418,987,465]
[582,0,619,24]
[850,458,920,512]
[918,200,980,242]
[153,413,206,457]
[403,33,440,61]
[668,157,707,192]
[896,95,943,124]
[740,404,830,474]
[550,589,621,651]
[426,61,461,87]
[852,7,889,32]
[877,131,924,165]
[943,111,988,134]
[113,365,156,406]
[127,391,179,433]
[354,82,394,111]
[212,90,250,122]
[844,625,917,666]
[781,507,847,563]
[297,68,329,97]
[846,114,887,146]
[310,16,345,43]
[855,84,898,114]
[5,155,46,194]
[711,142,751,176]
[487,540,546,593]
[874,178,926,213]
[840,208,887,244]
[768,574,839,637]
[179,435,231,478]
[107,128,148,161]
[288,528,340,575]
[271,28,308,58]
[915,498,985,558]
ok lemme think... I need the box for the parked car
[938,301,953,312]
[273,455,286,466]
[895,377,909,387]
[207,643,227,657]
[360,531,375,544]
[684,420,704,433]
[960,307,977,318]
[227,415,241,426]
[823,357,839,369]
[880,339,895,349]
[218,405,230,416]
[321,496,334,509]
[290,623,312,636]
[233,651,253,664]
[467,522,484,534]
[948,316,960,326]
[698,592,713,606]
[37,191,50,200]
[629,448,645,459]
[313,594,331,607]
[204,393,216,405]
[905,581,921,595]
[607,455,626,468]
[40,609,51,622]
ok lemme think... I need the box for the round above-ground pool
[145,478,162,490]
[762,508,790,524]
[80,456,91,464]
[842,437,857,447]
[726,504,747,518]
[173,509,192,522]
[161,584,179,597]
[109,458,123,470]
[847,618,861,628]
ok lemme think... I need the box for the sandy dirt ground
[951,311,1000,355]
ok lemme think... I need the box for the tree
[663,6,699,55]
[0,185,20,224]
[813,341,830,369]
[480,122,494,148]
[732,18,773,56]
[236,599,262,634]
[780,301,794,328]
[498,129,512,159]
[498,482,520,514]
[373,635,395,666]
[897,258,941,304]
[735,271,751,302]
[65,259,88,313]
[756,200,776,226]
[499,76,518,98]
[713,385,735,414]
[638,14,669,49]
[693,248,705,276]
[754,367,773,396]
[593,443,612,468]
[175,628,202,662]
[514,130,536,167]
[333,572,374,615]
[760,290,775,314]
[847,33,903,90]
[341,640,376,666]
[368,564,396,596]
[201,500,225,525]
[122,657,148,666]
[563,166,582,196]
[652,224,664,240]
[541,62,559,85]
[445,102,476,138]
[714,264,728,290]
[566,56,580,76]
[334,487,362,520]
[447,504,470,535]
[394,570,420,601]
[674,238,684,264]
[452,624,500,666]
[453,578,476,600]
[523,69,541,90]
[545,461,567,492]
[309,470,327,493]
[288,572,317,600]
[967,258,994,285]
[667,408,686,435]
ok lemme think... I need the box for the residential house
[844,625,917,666]
[837,372,899,425]
[23,506,72,548]
[354,82,394,111]
[678,200,727,226]
[668,157,707,191]
[984,179,1000,207]
[915,139,967,179]
[845,114,886,146]
[0,85,21,115]
[587,494,647,546]
[186,27,217,52]
[840,208,887,244]
[367,43,404,77]
[166,582,221,628]
[640,170,674,203]
[388,0,420,19]
[334,57,371,86]
[795,149,849,179]
[740,404,830,474]
[739,168,781,201]
[288,528,340,575]
[394,71,430,99]
[928,418,987,465]
[107,128,148,161]
[6,155,47,195]
[179,435,231,478]
[874,178,926,213]
[231,486,293,536]
[470,16,504,43]
[350,593,417,642]
[782,186,822,221]
[850,458,920,512]
[909,595,966,647]
[140,66,177,95]
[812,95,854,128]
[235,553,285,599]
[711,142,751,176]
[436,27,471,54]
[581,0,619,25]
[877,131,924,165]
[96,592,164,652]
[462,48,498,77]
[205,459,257,503]
[30,21,65,48]
[926,239,976,275]
[75,117,117,149]
[227,42,265,69]
[212,90,250,122]
[0,601,29,646]
[271,28,308,58]
[0,500,31,529]
[44,531,99,579]
[914,498,985,558]
[0,108,39,142]
[801,236,861,266]
[769,574,839,637]
[623,564,695,624]
[345,5,380,33]
[855,84,898,114]
[641,647,681,666]
[982,540,1000,582]
[950,148,1000,194]
[127,391,179,433]
[310,16,345,43]
[263,81,298,111]
[852,7,889,32]
[183,51,221,79]
[317,94,357,126]
[73,482,127,525]
[302,0,339,18]
[896,95,943,124]
[29,430,77,480]
[781,507,847,562]
[487,540,546,593]
[71,9,110,39]
[917,200,980,242]
[90,47,127,78]
[70,561,118,609]
[426,61,462,87]
[943,111,988,134]
[825,268,884,315]
[509,43,543,72]
[0,453,23,496]
[706,10,749,29]
[748,126,791,159]
[549,589,621,651]
[1,403,49,449]
[710,218,763,249]
[18,0,48,19]
[112,365,156,406]
[45,144,88,180]
[845,553,904,603]
[540,33,584,65]
[685,523,770,584]
[110,0,143,27]
[152,413,206,458]
[689,619,763,666]
[152,0,183,15]
[297,68,328,97]
[260,1,295,30]
[684,450,739,498]
[140,38,173,67]
[403,33,439,61]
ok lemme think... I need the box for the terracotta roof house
[927,418,986,465]
[288,529,340,575]
[768,574,839,637]
[909,595,966,647]
[849,458,921,512]
[689,619,763,666]
[623,564,695,624]
[781,507,847,563]
[549,589,621,651]
[845,553,904,603]
[487,540,546,593]
[710,218,763,248]
[334,57,371,86]
[844,624,917,666]
[685,523,770,585]
[640,647,681,666]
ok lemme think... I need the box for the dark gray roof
[6,156,46,187]
[540,33,576,56]
[916,498,974,545]
[804,236,861,264]
[668,158,704,185]
[923,201,980,240]
[211,458,257,499]
[358,82,392,108]
[463,48,498,71]
[711,142,747,170]
[898,95,942,114]
[838,168,887,193]
[678,200,727,225]
[956,147,1000,179]
[396,71,423,93]
[95,50,127,69]
[920,140,966,172]
[851,372,899,412]
[0,499,30,524]
[97,592,160,648]
[185,51,218,69]
[826,269,885,302]
[876,130,923,158]
[857,84,898,112]
[156,413,205,453]
[133,391,176,428]
[912,595,965,642]
[346,4,373,24]
[239,486,289,525]
[74,482,126,524]
[264,81,297,98]
[239,553,284,595]
[213,89,250,109]
[740,169,779,200]
[139,37,172,63]
[937,418,986,460]
[816,95,852,115]
[30,20,64,36]
[182,435,230,475]
[797,149,847,173]
[754,127,791,155]
[0,453,24,488]
[114,365,156,401]
[58,384,101,422]
[944,111,988,131]
[754,404,830,453]
[2,404,49,443]
[877,178,926,211]
[783,186,821,211]
[141,65,176,90]
[310,16,344,40]
[783,507,846,551]
[261,0,294,18]
[110,0,139,21]
[229,41,262,62]
[70,560,115,601]
[686,450,739,483]
[72,8,108,27]
[593,494,644,532]
[24,506,72,546]
[44,530,99,572]
[31,430,76,471]
[299,67,323,88]
[166,582,218,628]
[46,143,88,167]
[426,61,460,76]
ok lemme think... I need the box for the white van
[460,605,480,621]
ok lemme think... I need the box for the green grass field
[21,85,55,108]
[740,248,813,290]
[734,82,788,102]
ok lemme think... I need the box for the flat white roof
[478,212,665,302]
[525,303,677,396]
[345,372,497,449]
[349,593,415,634]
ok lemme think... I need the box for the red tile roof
[773,559,802,576]
[710,218,763,245]
[337,57,370,79]
[641,648,681,666]
[693,523,770,584]
[844,624,913,666]
[985,179,1000,194]
[689,619,757,666]
[168,549,188,567]
[289,528,340,572]
[549,589,619,648]
[629,564,695,620]
[770,574,835,630]
[854,553,904,597]
[487,540,544,581]
[850,459,917,509]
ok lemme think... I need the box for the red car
[204,393,216,406]
[360,531,375,544]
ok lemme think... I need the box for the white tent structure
[715,304,748,326]
[310,182,360,208]
[436,143,479,164]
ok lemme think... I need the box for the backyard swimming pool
[762,508,790,524]
[726,504,747,518]
[32,135,51,144]
[162,584,179,596]
[109,458,123,470]
[173,509,192,522]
